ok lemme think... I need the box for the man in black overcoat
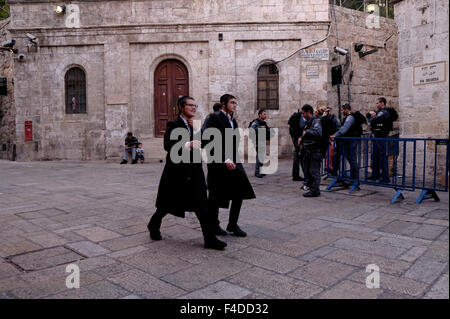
[204,94,256,237]
[147,96,226,250]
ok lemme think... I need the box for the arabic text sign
[300,48,329,61]
[413,61,447,86]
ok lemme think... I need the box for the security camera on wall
[334,47,349,55]
[26,33,37,42]
[17,54,26,62]
[1,39,16,48]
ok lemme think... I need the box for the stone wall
[327,6,399,134]
[8,0,331,161]
[0,19,16,160]
[394,0,449,139]
[393,0,449,187]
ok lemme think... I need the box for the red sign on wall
[25,121,33,141]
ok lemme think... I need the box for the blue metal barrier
[325,137,449,204]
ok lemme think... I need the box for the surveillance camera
[1,39,16,48]
[18,54,26,62]
[334,47,348,55]
[26,33,37,41]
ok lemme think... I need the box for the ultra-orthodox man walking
[147,96,227,250]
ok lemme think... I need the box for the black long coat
[155,117,207,217]
[204,111,256,208]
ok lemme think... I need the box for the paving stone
[8,247,84,271]
[348,270,429,297]
[45,280,131,299]
[118,250,192,278]
[228,267,323,299]
[379,220,422,237]
[289,258,356,288]
[225,247,304,274]
[98,232,151,251]
[107,246,149,259]
[75,227,122,242]
[324,249,411,275]
[178,281,252,299]
[282,219,331,234]
[298,246,340,262]
[423,209,449,221]
[121,294,142,299]
[27,233,68,248]
[66,241,111,257]
[399,247,428,263]
[0,261,21,279]
[332,238,407,258]
[404,258,448,284]
[410,224,447,240]
[161,256,252,291]
[317,280,383,299]
[109,269,185,298]
[92,262,135,278]
[424,274,449,299]
[437,229,449,242]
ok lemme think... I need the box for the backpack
[320,116,335,155]
[351,111,367,137]
[386,107,399,132]
[288,111,301,138]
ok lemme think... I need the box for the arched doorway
[154,59,189,137]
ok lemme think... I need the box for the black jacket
[204,111,256,208]
[155,117,207,217]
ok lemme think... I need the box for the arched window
[65,67,86,114]
[257,63,279,110]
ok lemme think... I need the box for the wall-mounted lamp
[55,4,66,14]
[367,4,378,14]
[218,33,223,41]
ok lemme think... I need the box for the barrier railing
[325,137,449,204]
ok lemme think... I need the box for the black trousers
[303,150,322,194]
[149,208,215,242]
[208,198,243,229]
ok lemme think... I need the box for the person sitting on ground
[120,132,139,164]
[136,143,145,164]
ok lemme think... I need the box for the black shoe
[226,225,247,237]
[120,160,127,164]
[292,176,304,181]
[147,223,162,241]
[255,173,264,178]
[215,226,228,236]
[132,159,138,164]
[303,191,320,198]
[204,237,227,250]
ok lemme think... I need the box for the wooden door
[154,60,189,137]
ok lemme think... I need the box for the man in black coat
[147,96,226,250]
[204,94,256,237]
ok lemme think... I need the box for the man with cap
[147,96,226,250]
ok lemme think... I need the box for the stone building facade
[0,19,16,160]
[5,0,399,161]
[392,0,448,139]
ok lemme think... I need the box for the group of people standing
[290,97,395,196]
[148,94,255,251]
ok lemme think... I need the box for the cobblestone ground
[0,159,448,299]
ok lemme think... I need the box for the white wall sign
[413,61,447,86]
[300,48,329,61]
[306,65,320,77]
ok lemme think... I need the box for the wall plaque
[300,48,329,61]
[413,61,447,86]
[306,65,320,77]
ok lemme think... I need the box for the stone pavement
[0,159,448,299]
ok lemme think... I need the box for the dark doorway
[154,59,189,137]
